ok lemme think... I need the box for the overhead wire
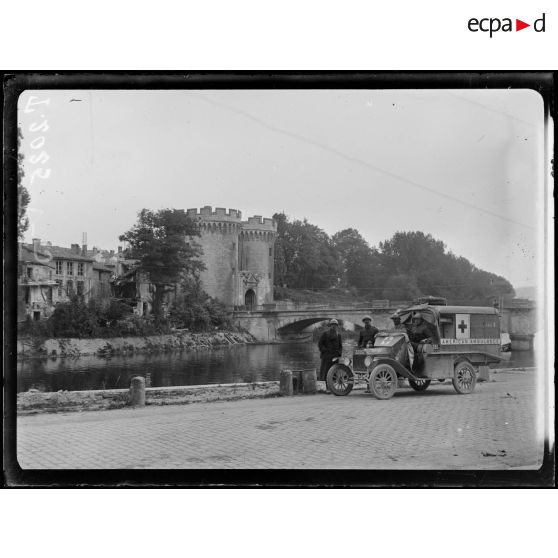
[188,91,535,231]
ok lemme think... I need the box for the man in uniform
[408,312,438,372]
[409,312,437,349]
[357,315,379,348]
[318,319,343,383]
[390,310,406,331]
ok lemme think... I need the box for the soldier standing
[318,319,343,383]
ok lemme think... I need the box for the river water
[16,342,536,393]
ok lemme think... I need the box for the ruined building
[186,206,277,308]
[18,239,113,321]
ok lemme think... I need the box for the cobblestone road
[16,370,545,469]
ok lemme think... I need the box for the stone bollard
[292,370,302,394]
[279,369,293,396]
[301,369,317,394]
[129,376,146,406]
[478,365,490,382]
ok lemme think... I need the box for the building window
[56,261,63,275]
[77,262,84,276]
[66,262,74,275]
[77,281,84,296]
[269,248,272,257]
[56,280,63,297]
[46,287,53,303]
[66,280,74,294]
[27,267,33,279]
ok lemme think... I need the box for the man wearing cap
[318,319,343,383]
[357,315,379,348]
[390,310,406,331]
[409,312,436,347]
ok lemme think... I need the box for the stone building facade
[185,206,277,308]
[18,244,58,321]
[18,239,113,321]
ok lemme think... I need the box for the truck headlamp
[364,356,373,368]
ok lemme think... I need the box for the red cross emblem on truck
[458,320,468,334]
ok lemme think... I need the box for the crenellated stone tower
[186,206,277,307]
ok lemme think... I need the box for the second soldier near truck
[357,315,379,348]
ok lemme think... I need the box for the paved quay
[17,369,545,469]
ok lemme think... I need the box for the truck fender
[333,356,352,367]
[372,357,414,380]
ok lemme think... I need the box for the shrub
[50,294,99,338]
[18,316,54,339]
[168,277,230,331]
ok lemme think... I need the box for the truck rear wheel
[452,362,477,394]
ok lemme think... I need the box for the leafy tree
[378,231,514,304]
[331,228,384,294]
[17,127,30,239]
[380,273,422,301]
[119,209,205,318]
[272,212,291,287]
[87,297,132,326]
[379,231,446,278]
[50,294,98,338]
[273,213,339,289]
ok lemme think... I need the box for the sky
[18,88,546,289]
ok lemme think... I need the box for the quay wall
[17,381,285,415]
[17,330,255,359]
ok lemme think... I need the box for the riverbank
[17,330,256,359]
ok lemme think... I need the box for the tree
[273,213,340,289]
[17,127,30,239]
[169,275,229,331]
[119,209,205,318]
[50,294,98,338]
[331,228,384,294]
[378,231,514,304]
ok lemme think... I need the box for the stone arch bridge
[231,301,538,347]
[232,303,393,342]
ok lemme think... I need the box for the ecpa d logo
[468,13,545,37]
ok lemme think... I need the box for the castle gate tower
[186,207,277,308]
[186,207,242,306]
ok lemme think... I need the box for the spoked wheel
[452,361,477,394]
[326,365,354,396]
[369,364,397,400]
[408,378,431,392]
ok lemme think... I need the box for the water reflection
[16,342,536,393]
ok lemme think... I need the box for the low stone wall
[17,330,255,359]
[16,381,308,415]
